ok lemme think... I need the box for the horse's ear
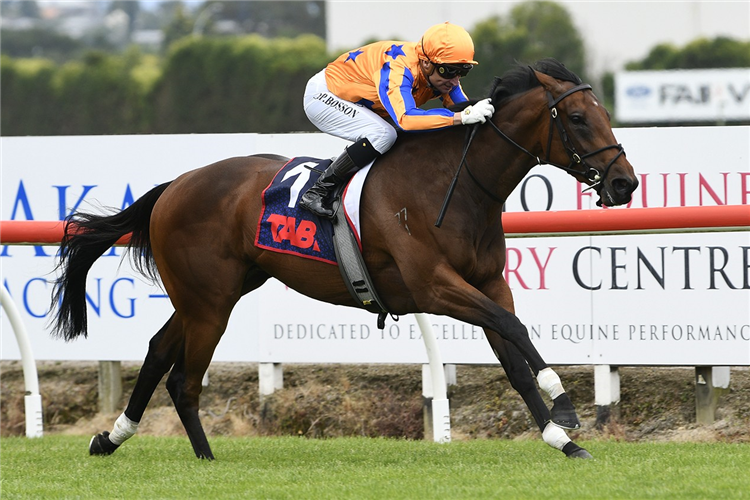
[533,70,564,94]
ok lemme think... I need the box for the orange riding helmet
[419,22,478,66]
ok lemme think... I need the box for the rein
[435,83,625,227]
[435,126,479,227]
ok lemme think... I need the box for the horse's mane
[489,58,582,103]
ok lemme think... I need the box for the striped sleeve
[447,84,469,105]
[377,63,455,131]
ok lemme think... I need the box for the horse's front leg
[416,270,582,429]
[478,278,591,458]
[485,328,592,458]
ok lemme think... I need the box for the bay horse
[51,59,638,460]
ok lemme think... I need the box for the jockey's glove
[460,98,495,125]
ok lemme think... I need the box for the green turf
[1,436,748,499]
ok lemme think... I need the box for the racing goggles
[435,63,473,78]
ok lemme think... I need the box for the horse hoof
[568,448,594,459]
[562,441,593,459]
[551,393,581,429]
[89,431,120,456]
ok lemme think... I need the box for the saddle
[254,156,392,329]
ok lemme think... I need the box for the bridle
[488,83,625,189]
[542,83,625,188]
[435,82,625,227]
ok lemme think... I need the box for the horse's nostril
[612,177,636,195]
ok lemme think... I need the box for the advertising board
[2,128,749,365]
[616,69,750,123]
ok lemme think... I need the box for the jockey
[300,21,495,218]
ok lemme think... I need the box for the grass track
[1,436,748,499]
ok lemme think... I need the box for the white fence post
[98,361,122,414]
[0,286,43,437]
[594,365,620,427]
[259,362,284,397]
[443,364,457,387]
[695,366,731,424]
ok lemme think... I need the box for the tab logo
[267,214,321,252]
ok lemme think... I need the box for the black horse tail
[50,182,172,341]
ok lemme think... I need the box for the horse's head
[532,64,638,207]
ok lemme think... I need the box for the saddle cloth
[254,156,371,264]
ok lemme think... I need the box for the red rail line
[1,205,748,245]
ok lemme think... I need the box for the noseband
[435,82,625,227]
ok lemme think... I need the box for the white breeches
[303,70,397,155]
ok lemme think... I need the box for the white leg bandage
[109,412,139,446]
[542,422,571,450]
[537,367,565,400]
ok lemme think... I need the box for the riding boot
[300,139,379,218]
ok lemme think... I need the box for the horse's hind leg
[158,263,271,460]
[89,314,183,455]
[486,332,592,459]
[164,315,228,460]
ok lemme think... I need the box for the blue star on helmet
[345,49,363,62]
[385,44,406,60]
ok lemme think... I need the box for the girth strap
[330,192,390,328]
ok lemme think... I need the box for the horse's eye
[570,114,585,125]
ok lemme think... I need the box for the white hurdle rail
[1,286,43,437]
[415,313,451,443]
